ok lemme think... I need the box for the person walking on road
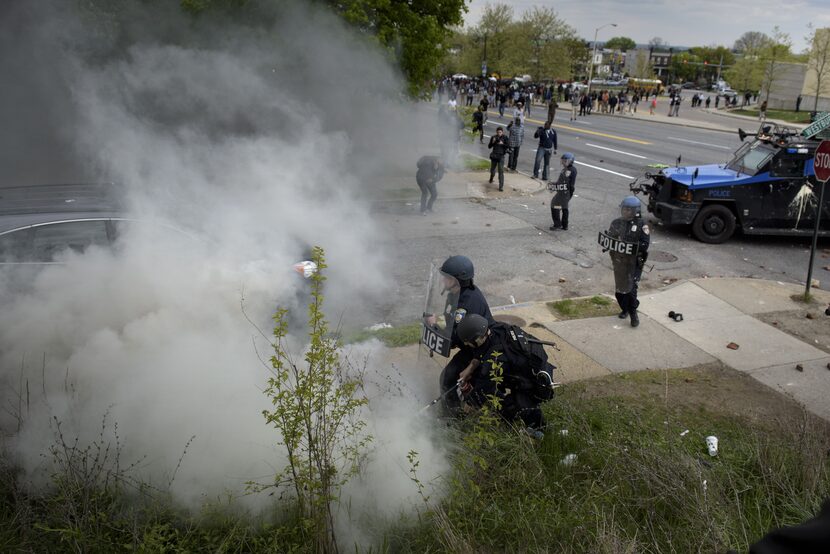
[548,152,576,231]
[488,127,509,191]
[532,121,558,181]
[506,117,524,172]
[546,97,559,126]
[473,105,488,143]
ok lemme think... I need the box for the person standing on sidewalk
[570,91,580,121]
[759,100,768,122]
[506,117,524,172]
[649,96,657,115]
[548,152,576,231]
[487,127,509,191]
[602,196,650,327]
[532,121,558,180]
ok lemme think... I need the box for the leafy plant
[257,246,371,553]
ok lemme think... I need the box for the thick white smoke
[0,0,448,534]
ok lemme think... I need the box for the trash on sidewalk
[705,436,718,457]
[509,295,516,304]
[668,310,684,322]
[811,278,821,288]
[726,342,740,350]
[795,364,804,372]
[806,313,815,320]
[560,453,577,466]
[558,277,567,283]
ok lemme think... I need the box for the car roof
[0,183,124,216]
[0,184,125,235]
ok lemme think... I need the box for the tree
[604,36,636,52]
[733,31,771,55]
[805,26,830,111]
[649,37,668,51]
[630,49,654,79]
[477,3,513,77]
[759,27,793,104]
[725,55,763,93]
[515,6,576,80]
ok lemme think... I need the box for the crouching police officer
[604,196,650,327]
[429,256,495,413]
[454,314,557,436]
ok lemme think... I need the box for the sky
[463,0,830,52]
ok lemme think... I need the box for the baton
[419,382,460,414]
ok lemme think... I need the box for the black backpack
[500,324,557,401]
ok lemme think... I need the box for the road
[365,104,828,326]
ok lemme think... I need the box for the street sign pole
[805,176,826,297]
[806,139,830,297]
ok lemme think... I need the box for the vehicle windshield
[725,141,775,176]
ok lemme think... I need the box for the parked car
[680,82,697,89]
[0,183,198,265]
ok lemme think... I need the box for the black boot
[618,310,628,319]
[630,310,640,327]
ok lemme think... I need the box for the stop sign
[815,140,830,183]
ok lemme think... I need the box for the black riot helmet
[440,255,475,283]
[456,313,490,347]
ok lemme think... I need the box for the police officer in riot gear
[431,256,495,412]
[605,196,650,327]
[548,152,577,230]
[455,314,556,435]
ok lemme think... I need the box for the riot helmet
[620,195,641,220]
[560,152,574,167]
[456,313,490,348]
[440,255,474,283]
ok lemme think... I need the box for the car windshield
[725,141,775,176]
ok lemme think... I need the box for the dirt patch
[757,309,830,354]
[569,362,830,435]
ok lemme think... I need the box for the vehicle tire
[692,204,736,244]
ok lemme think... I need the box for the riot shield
[421,263,459,357]
[598,230,639,294]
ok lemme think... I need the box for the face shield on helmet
[620,195,641,220]
[560,152,574,167]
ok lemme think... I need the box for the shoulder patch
[454,308,467,324]
[643,224,650,235]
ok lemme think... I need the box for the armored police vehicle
[630,114,830,244]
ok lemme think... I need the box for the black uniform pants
[551,205,569,229]
[615,266,643,314]
[416,178,437,213]
[489,157,505,189]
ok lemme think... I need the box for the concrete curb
[587,110,737,134]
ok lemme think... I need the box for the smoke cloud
[0,0,447,538]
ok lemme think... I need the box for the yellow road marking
[487,110,652,145]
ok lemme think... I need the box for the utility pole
[716,52,723,83]
[587,22,617,95]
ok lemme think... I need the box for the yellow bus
[627,78,663,94]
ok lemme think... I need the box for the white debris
[706,435,718,457]
[559,429,569,437]
[510,295,516,304]
[560,453,577,466]
[680,429,689,437]
[366,323,392,331]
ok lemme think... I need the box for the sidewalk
[383,277,830,421]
